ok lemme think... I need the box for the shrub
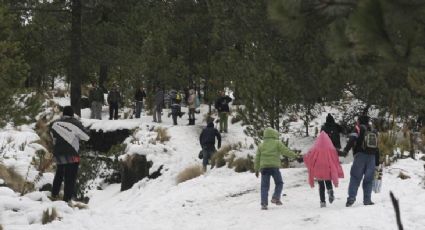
[211,145,232,168]
[176,165,203,184]
[230,155,254,173]
[0,164,34,193]
[155,127,170,143]
[41,207,58,224]
[379,132,397,162]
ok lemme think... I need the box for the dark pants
[348,152,376,204]
[109,102,119,120]
[135,101,143,118]
[261,168,283,206]
[52,163,79,202]
[202,146,216,168]
[318,180,333,202]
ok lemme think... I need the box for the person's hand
[296,156,304,163]
[255,171,259,178]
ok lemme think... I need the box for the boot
[320,202,326,208]
[328,189,335,204]
[271,198,283,205]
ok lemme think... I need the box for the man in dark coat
[49,106,90,202]
[107,84,122,120]
[153,87,164,123]
[134,86,147,118]
[199,120,221,172]
[214,91,233,133]
[343,115,380,207]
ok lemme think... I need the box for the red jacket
[303,131,344,188]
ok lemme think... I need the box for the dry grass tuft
[155,127,170,143]
[0,164,34,193]
[42,207,58,224]
[0,224,3,230]
[211,145,232,168]
[176,165,203,184]
[398,171,411,180]
[230,156,255,173]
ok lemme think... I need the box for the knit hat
[63,106,74,117]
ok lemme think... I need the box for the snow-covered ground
[1,102,425,230]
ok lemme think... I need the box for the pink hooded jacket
[303,131,344,188]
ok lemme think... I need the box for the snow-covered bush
[176,165,203,184]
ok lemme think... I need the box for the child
[254,127,299,210]
[170,98,184,125]
[303,131,344,208]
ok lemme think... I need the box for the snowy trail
[2,105,425,230]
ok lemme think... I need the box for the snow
[1,102,425,230]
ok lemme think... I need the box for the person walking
[187,89,196,125]
[314,113,344,206]
[303,131,344,208]
[199,119,221,172]
[254,127,299,210]
[107,84,122,120]
[88,82,104,119]
[215,91,232,133]
[134,86,146,118]
[49,106,90,203]
[153,87,164,123]
[342,115,380,207]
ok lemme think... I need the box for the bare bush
[176,165,203,184]
[0,164,34,193]
[41,207,58,224]
[155,127,170,143]
[211,145,232,168]
[230,155,255,173]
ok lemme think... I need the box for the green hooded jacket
[254,128,298,171]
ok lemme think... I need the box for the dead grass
[398,171,411,180]
[155,127,170,143]
[211,145,232,168]
[0,164,34,193]
[176,165,203,184]
[230,155,255,173]
[41,207,58,224]
[0,224,3,230]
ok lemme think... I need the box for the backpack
[176,93,181,101]
[362,128,379,150]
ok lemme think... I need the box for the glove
[255,171,259,178]
[296,156,304,163]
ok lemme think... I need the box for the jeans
[202,146,216,168]
[90,102,102,119]
[52,163,79,202]
[219,112,228,132]
[109,102,119,120]
[260,168,283,206]
[318,180,333,202]
[348,152,376,203]
[135,101,143,118]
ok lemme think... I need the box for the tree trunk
[99,63,108,92]
[70,0,82,116]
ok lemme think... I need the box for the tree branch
[390,191,404,230]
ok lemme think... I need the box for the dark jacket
[215,96,232,112]
[344,124,380,166]
[107,90,122,104]
[200,122,221,149]
[154,90,164,108]
[321,114,343,149]
[134,89,146,101]
[89,87,104,103]
[50,116,90,165]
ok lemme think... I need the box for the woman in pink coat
[303,131,344,208]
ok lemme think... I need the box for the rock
[39,183,53,192]
[120,154,162,191]
[398,171,411,180]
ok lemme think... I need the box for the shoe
[364,201,375,206]
[261,205,268,210]
[48,195,61,201]
[328,190,334,204]
[346,199,355,207]
[320,202,326,208]
[271,198,283,205]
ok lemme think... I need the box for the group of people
[254,113,380,210]
[88,82,123,120]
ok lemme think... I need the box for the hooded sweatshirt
[303,131,344,187]
[254,128,298,171]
